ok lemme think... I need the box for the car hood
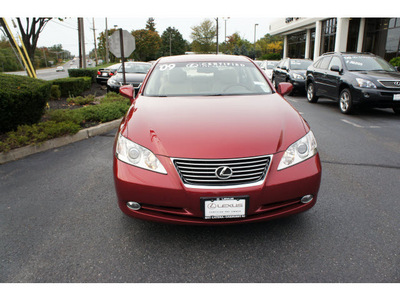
[290,70,307,76]
[121,94,309,159]
[352,70,400,81]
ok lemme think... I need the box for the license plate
[202,196,248,219]
[394,94,400,101]
[102,73,108,76]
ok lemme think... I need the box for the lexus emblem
[394,81,400,86]
[215,166,233,180]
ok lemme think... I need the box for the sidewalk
[0,118,122,165]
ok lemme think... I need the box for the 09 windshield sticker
[158,64,176,71]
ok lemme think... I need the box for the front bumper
[113,152,322,225]
[351,86,400,108]
[290,79,306,91]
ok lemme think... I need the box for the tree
[131,29,162,61]
[146,18,156,32]
[1,18,52,66]
[160,27,186,56]
[190,19,216,53]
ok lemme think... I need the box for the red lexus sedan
[113,54,322,225]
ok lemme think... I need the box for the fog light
[127,202,141,211]
[363,92,370,98]
[301,195,313,204]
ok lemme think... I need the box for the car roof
[157,54,252,64]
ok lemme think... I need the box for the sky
[1,0,393,56]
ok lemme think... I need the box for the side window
[283,60,290,70]
[319,57,332,70]
[328,56,342,70]
[313,58,322,68]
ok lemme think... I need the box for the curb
[0,118,122,165]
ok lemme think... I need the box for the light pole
[215,17,219,54]
[223,17,230,42]
[254,23,259,60]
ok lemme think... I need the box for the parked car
[272,58,312,93]
[260,60,279,80]
[55,66,64,72]
[306,52,400,114]
[113,54,322,225]
[96,63,121,85]
[107,62,151,93]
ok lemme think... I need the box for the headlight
[108,78,119,86]
[292,73,304,80]
[278,131,318,170]
[116,134,167,174]
[355,78,376,89]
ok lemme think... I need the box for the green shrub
[51,77,91,97]
[0,74,51,134]
[47,96,130,125]
[68,68,97,82]
[389,57,400,67]
[260,53,281,60]
[67,95,95,105]
[0,121,81,152]
[50,85,61,100]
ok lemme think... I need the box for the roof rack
[322,52,375,56]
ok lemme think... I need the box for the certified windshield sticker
[186,62,246,68]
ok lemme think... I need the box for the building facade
[269,17,400,62]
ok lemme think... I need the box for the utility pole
[78,18,82,68]
[105,18,109,63]
[92,18,98,65]
[215,17,219,54]
[78,18,86,69]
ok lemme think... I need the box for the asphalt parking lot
[0,94,399,283]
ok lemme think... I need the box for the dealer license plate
[202,196,248,219]
[394,94,400,101]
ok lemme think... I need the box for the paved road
[0,95,399,283]
[4,59,94,80]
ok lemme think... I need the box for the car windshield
[143,61,272,97]
[265,61,278,69]
[118,63,151,74]
[290,60,312,70]
[343,56,396,71]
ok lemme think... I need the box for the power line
[49,19,77,31]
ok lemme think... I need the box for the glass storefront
[363,18,400,61]
[287,31,306,58]
[320,18,337,54]
[347,18,361,52]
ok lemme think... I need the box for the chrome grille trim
[171,155,273,189]
[377,80,400,89]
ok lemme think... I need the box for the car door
[313,56,332,97]
[325,56,343,99]
[275,59,287,85]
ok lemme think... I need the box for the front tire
[306,82,319,103]
[339,88,354,114]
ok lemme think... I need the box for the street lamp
[254,23,259,60]
[223,17,230,42]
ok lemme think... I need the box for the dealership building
[269,18,400,62]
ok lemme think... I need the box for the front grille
[172,155,272,187]
[378,80,400,89]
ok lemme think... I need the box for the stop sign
[109,30,136,58]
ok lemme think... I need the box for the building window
[287,31,306,58]
[320,18,337,54]
[347,18,361,52]
[309,29,315,59]
[363,18,400,61]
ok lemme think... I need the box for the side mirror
[330,65,341,73]
[119,85,135,103]
[277,82,293,96]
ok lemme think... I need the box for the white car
[56,66,65,72]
